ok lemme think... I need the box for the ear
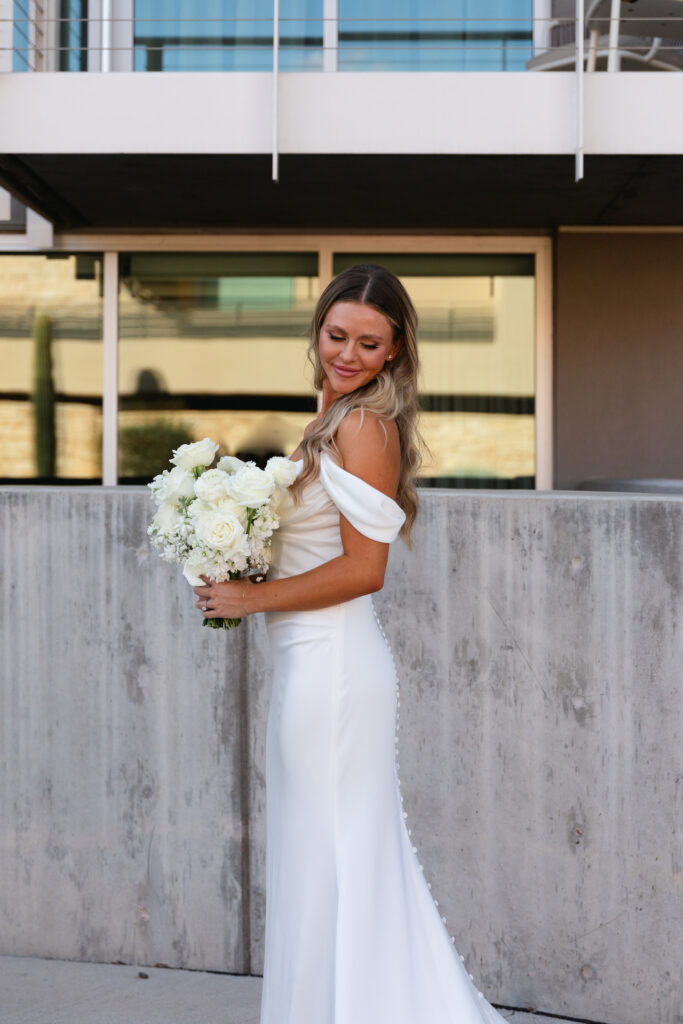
[387,335,403,362]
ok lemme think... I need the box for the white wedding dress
[260,452,509,1024]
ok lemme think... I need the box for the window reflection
[131,0,532,72]
[0,254,103,481]
[134,0,324,72]
[339,0,533,72]
[118,252,318,480]
[334,253,536,488]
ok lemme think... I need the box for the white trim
[607,0,621,73]
[0,207,53,249]
[102,251,119,485]
[317,240,334,290]
[272,0,279,182]
[0,186,11,220]
[559,225,683,234]
[101,0,113,72]
[52,232,552,253]
[323,0,338,73]
[534,238,553,491]
[533,0,552,58]
[575,0,584,182]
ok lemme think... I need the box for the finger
[194,585,211,596]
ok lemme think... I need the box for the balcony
[0,3,682,230]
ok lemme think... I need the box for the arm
[194,411,401,619]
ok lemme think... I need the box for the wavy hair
[291,263,424,543]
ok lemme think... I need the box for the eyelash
[329,333,378,350]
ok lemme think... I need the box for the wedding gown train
[260,452,508,1024]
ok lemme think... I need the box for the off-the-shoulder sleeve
[319,453,406,543]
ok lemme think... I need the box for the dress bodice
[268,453,406,582]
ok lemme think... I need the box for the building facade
[1,0,682,492]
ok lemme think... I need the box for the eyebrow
[326,324,385,342]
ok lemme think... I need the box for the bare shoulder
[334,409,401,498]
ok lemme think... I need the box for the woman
[194,265,508,1024]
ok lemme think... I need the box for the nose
[339,339,357,363]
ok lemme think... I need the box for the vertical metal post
[102,252,119,485]
[323,0,338,72]
[575,0,584,182]
[532,0,552,59]
[272,0,279,181]
[101,0,112,71]
[607,0,621,72]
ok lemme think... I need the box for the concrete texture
[1,486,682,1024]
[0,955,586,1024]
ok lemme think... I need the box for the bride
[194,264,509,1024]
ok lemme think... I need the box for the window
[334,252,536,487]
[117,252,318,480]
[0,254,103,481]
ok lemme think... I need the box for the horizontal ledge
[1,72,681,155]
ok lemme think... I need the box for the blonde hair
[292,264,424,543]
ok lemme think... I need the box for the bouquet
[147,437,300,629]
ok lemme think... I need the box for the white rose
[149,465,196,505]
[151,501,184,535]
[217,455,247,475]
[226,465,276,508]
[194,509,248,555]
[170,437,219,471]
[214,495,249,528]
[182,551,212,587]
[188,494,248,528]
[194,468,231,503]
[265,455,300,489]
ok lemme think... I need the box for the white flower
[188,494,248,529]
[265,455,300,489]
[217,455,247,475]
[182,551,212,587]
[149,465,196,506]
[194,509,249,556]
[150,501,184,536]
[226,465,277,508]
[170,437,218,471]
[194,468,231,503]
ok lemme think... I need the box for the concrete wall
[1,486,682,1024]
[555,230,683,489]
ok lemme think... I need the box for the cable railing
[4,10,682,75]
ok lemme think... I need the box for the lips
[332,364,361,378]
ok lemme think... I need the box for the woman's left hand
[193,576,252,620]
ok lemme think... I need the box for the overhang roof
[0,154,682,232]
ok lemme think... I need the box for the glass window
[333,253,536,488]
[117,252,318,480]
[12,1,30,70]
[338,0,533,72]
[58,0,89,72]
[0,254,103,482]
[133,0,323,72]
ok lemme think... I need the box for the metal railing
[4,7,681,76]
[2,5,682,185]
[0,5,675,75]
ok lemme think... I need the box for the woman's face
[318,301,400,400]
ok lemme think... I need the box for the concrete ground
[0,955,599,1024]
